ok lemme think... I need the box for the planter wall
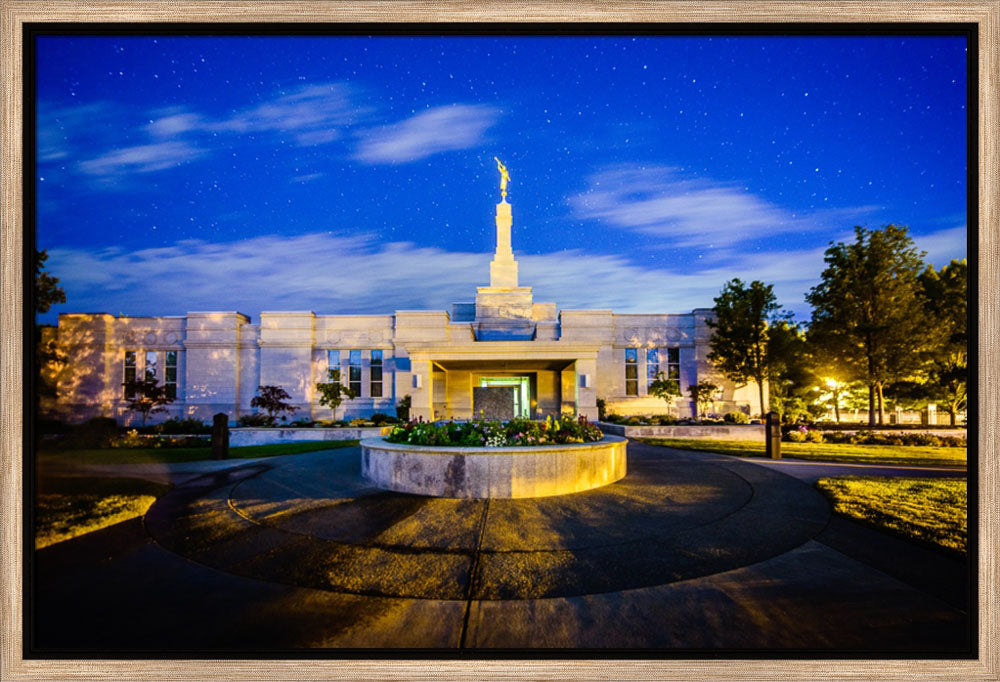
[598,422,766,441]
[230,426,392,447]
[360,435,627,499]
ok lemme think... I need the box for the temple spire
[489,158,518,288]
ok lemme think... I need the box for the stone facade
[41,195,764,426]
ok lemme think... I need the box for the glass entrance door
[479,377,530,418]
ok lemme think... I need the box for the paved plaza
[33,442,970,652]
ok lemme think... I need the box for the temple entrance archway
[476,376,531,419]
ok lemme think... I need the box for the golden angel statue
[494,156,510,198]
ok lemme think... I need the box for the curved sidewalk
[33,441,970,651]
[731,454,967,482]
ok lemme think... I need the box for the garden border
[360,435,627,499]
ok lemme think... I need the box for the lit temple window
[165,351,177,400]
[646,348,659,389]
[625,348,638,396]
[666,347,680,379]
[123,351,136,397]
[145,350,157,381]
[349,350,362,396]
[370,350,383,398]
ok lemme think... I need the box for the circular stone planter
[360,435,627,499]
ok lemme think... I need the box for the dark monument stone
[765,411,781,459]
[211,413,229,460]
[473,386,515,420]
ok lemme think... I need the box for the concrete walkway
[32,442,970,652]
[733,455,967,482]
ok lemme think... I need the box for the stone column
[560,365,577,417]
[575,356,599,421]
[409,357,434,422]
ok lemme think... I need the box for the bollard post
[765,411,781,459]
[211,413,229,460]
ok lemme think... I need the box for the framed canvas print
[2,1,997,679]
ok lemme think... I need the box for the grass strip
[37,439,359,466]
[35,476,171,549]
[814,476,967,555]
[638,438,966,467]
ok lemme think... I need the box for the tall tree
[918,259,968,424]
[35,250,68,405]
[806,224,934,426]
[35,249,66,314]
[706,279,785,416]
[765,320,818,422]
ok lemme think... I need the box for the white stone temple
[41,164,764,425]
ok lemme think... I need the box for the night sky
[35,34,969,325]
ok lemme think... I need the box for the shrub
[911,433,942,447]
[653,415,678,426]
[786,430,808,442]
[111,429,146,448]
[596,398,607,421]
[237,413,271,427]
[155,417,210,435]
[818,430,965,448]
[723,411,750,425]
[73,416,119,448]
[806,430,824,443]
[159,435,210,448]
[37,418,72,435]
[317,419,349,428]
[370,413,399,426]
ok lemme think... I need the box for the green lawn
[37,440,359,466]
[35,476,171,549]
[815,476,967,555]
[638,438,966,467]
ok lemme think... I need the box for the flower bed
[385,415,604,447]
[361,434,627,499]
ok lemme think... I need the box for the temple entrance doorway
[476,376,530,419]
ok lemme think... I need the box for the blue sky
[35,34,969,324]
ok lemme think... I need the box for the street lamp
[825,378,842,423]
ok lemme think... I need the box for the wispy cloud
[201,82,363,145]
[78,140,205,176]
[74,83,364,180]
[16,233,854,324]
[353,105,500,163]
[41,85,495,185]
[911,225,967,268]
[568,164,879,248]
